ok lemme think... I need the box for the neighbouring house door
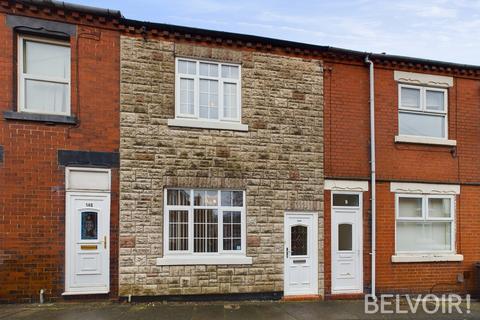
[331,192,363,294]
[65,192,110,295]
[284,212,318,296]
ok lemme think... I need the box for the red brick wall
[374,68,459,182]
[0,12,120,303]
[324,62,370,180]
[374,183,478,294]
[456,78,480,183]
[324,59,480,295]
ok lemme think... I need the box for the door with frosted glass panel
[331,193,363,294]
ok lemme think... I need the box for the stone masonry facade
[119,36,324,296]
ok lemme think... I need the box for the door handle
[286,247,289,258]
[104,236,107,249]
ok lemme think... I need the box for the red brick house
[0,1,121,302]
[324,56,480,297]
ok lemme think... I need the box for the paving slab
[0,300,479,320]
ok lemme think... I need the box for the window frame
[163,188,247,258]
[398,84,448,139]
[331,191,361,208]
[395,193,455,255]
[17,34,71,116]
[174,57,242,123]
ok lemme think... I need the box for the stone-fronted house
[119,23,325,298]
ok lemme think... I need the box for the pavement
[1,299,480,320]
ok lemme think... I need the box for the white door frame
[64,167,111,295]
[331,191,363,294]
[284,211,319,296]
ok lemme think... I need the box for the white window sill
[168,118,249,132]
[395,135,456,146]
[157,255,253,266]
[392,254,463,263]
[62,290,109,296]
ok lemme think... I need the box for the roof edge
[8,2,479,71]
[120,18,480,72]
[16,0,122,18]
[369,53,480,72]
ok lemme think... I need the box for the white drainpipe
[365,55,376,299]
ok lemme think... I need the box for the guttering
[365,55,376,299]
[120,18,480,72]
[17,0,122,18]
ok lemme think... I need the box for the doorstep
[326,293,365,300]
[283,294,322,301]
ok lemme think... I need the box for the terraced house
[118,24,325,298]
[2,0,480,303]
[324,54,480,297]
[0,0,121,302]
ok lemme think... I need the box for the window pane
[205,190,218,206]
[400,87,420,109]
[221,65,239,79]
[180,78,194,115]
[25,79,68,113]
[24,40,70,78]
[194,209,218,252]
[221,191,231,207]
[232,222,241,237]
[167,189,190,206]
[232,211,241,223]
[169,210,188,251]
[199,79,218,120]
[426,90,445,111]
[232,192,243,207]
[232,239,241,250]
[338,224,353,251]
[428,198,451,218]
[194,190,218,206]
[81,211,98,240]
[291,225,307,256]
[178,60,196,74]
[398,197,422,218]
[332,194,359,206]
[194,190,204,206]
[223,82,238,119]
[199,62,218,77]
[221,191,243,207]
[399,112,445,138]
[397,221,451,252]
[223,211,241,251]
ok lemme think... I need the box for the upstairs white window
[18,36,71,115]
[398,84,448,139]
[175,58,241,123]
[396,194,455,254]
[164,189,246,256]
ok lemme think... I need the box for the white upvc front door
[284,212,318,296]
[64,192,110,295]
[331,192,363,294]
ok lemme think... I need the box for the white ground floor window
[395,194,455,254]
[163,188,246,257]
